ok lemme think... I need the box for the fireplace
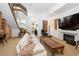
[63,34,76,46]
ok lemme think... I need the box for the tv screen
[59,13,79,30]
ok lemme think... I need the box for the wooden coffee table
[40,37,64,54]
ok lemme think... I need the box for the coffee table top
[41,37,64,49]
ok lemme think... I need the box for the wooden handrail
[8,3,28,29]
[12,3,27,13]
[8,3,20,29]
[9,3,27,16]
[13,9,27,16]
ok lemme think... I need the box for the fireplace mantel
[59,29,79,35]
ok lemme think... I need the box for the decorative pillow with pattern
[19,41,36,56]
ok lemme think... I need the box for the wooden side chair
[0,34,7,46]
[3,34,7,43]
[75,40,79,49]
[0,36,4,46]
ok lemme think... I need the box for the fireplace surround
[59,29,79,46]
[63,34,76,45]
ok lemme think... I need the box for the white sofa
[16,33,47,56]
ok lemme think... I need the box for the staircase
[0,3,30,37]
[8,3,28,29]
[0,3,19,37]
[8,3,28,37]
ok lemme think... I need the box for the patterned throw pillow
[19,42,36,56]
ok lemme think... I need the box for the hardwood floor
[40,36,79,56]
[0,36,79,56]
[0,38,20,56]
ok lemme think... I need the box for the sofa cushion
[32,50,44,55]
[32,37,40,44]
[30,35,46,55]
[30,34,36,38]
[30,35,40,44]
[16,34,47,56]
[19,41,36,56]
[19,33,31,49]
[33,44,45,55]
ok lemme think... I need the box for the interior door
[43,20,48,32]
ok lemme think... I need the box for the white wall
[11,28,20,37]
[33,5,79,40]
[34,13,47,36]
[1,3,78,38]
[50,5,79,40]
[26,12,47,36]
[18,12,48,36]
[0,3,17,28]
[0,3,20,37]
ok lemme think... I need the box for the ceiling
[22,3,79,17]
[22,3,58,14]
[1,3,79,29]
[50,3,79,16]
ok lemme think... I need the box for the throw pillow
[19,42,36,56]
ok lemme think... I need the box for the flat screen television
[58,13,79,30]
